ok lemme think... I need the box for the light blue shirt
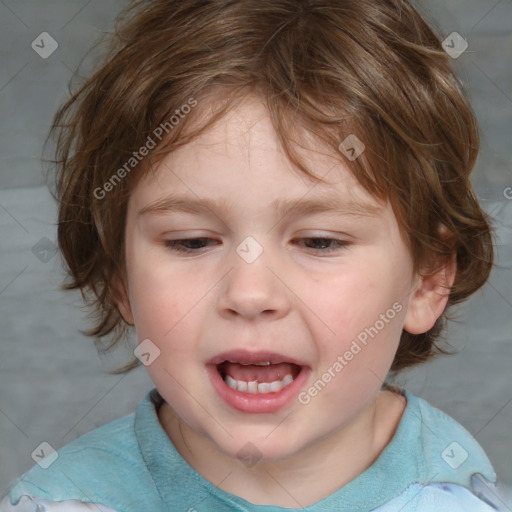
[1,388,509,511]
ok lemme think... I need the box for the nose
[216,247,291,321]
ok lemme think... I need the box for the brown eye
[294,238,350,254]
[164,238,218,253]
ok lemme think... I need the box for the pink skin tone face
[116,95,453,505]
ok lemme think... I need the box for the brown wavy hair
[48,0,495,375]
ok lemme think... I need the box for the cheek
[124,256,186,344]
[125,237,187,324]
[316,272,397,333]
[308,264,407,373]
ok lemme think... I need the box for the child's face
[118,95,424,462]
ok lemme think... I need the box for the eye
[163,236,350,255]
[294,237,350,254]
[164,237,219,253]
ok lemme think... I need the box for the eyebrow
[138,193,383,219]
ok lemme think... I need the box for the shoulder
[375,389,510,511]
[1,413,155,512]
[373,481,507,512]
[0,495,117,511]
[400,390,497,487]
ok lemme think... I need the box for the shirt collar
[134,387,496,511]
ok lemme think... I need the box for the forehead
[131,95,387,219]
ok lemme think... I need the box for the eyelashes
[163,237,351,255]
[164,237,218,253]
[297,237,350,252]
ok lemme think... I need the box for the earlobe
[403,249,456,335]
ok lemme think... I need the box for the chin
[212,430,306,465]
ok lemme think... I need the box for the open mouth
[216,361,302,394]
[207,350,309,413]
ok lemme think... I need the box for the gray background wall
[0,0,511,503]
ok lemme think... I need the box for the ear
[403,229,457,335]
[111,272,135,326]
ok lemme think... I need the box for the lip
[207,349,308,367]
[206,349,310,414]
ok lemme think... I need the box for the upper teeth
[224,374,294,394]
[229,360,271,366]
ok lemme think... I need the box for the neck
[158,389,406,508]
